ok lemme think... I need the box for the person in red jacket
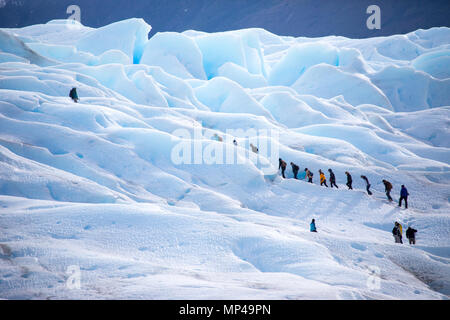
[382,179,393,201]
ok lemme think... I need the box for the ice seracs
[0,18,449,299]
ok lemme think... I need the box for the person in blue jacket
[310,219,317,232]
[399,185,409,209]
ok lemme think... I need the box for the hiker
[69,87,79,103]
[328,169,338,188]
[279,158,287,178]
[305,168,313,183]
[392,222,402,243]
[396,222,403,243]
[291,162,300,179]
[382,179,393,201]
[213,133,223,142]
[250,143,258,153]
[319,170,328,187]
[361,175,372,195]
[345,171,353,190]
[310,219,317,232]
[406,227,417,245]
[399,185,409,209]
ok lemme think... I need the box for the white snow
[0,19,449,300]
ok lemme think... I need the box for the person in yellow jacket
[319,169,328,187]
[395,222,403,244]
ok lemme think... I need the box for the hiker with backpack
[382,179,393,201]
[279,158,287,178]
[361,175,372,195]
[345,171,353,190]
[319,170,328,187]
[406,226,417,245]
[291,162,300,179]
[328,169,338,188]
[392,222,402,244]
[305,168,313,183]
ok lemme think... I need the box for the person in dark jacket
[382,179,393,201]
[310,219,317,232]
[361,175,372,195]
[291,162,300,179]
[345,171,353,190]
[328,169,338,188]
[69,87,79,103]
[392,222,402,243]
[279,158,287,178]
[305,168,313,183]
[399,185,409,209]
[406,226,417,245]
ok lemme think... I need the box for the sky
[1,0,449,38]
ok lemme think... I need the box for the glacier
[0,18,449,299]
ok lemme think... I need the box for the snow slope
[0,19,449,300]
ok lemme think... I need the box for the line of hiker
[309,218,418,245]
[278,158,409,209]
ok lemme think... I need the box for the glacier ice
[0,18,449,300]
